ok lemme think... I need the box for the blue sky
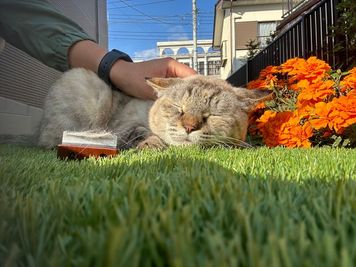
[107,0,217,61]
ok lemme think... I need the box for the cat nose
[182,115,201,134]
[184,124,197,134]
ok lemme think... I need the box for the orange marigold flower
[247,79,268,90]
[279,115,313,148]
[247,66,279,89]
[328,90,356,133]
[340,67,356,92]
[249,57,354,147]
[310,90,356,134]
[259,65,279,79]
[256,110,293,147]
[282,57,331,84]
[281,58,306,75]
[309,102,333,130]
[266,74,278,88]
[297,79,335,110]
[303,56,331,81]
[248,101,267,135]
[254,101,266,110]
[290,79,310,91]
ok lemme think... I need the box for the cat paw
[137,135,167,150]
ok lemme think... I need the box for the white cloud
[166,25,189,41]
[133,48,159,61]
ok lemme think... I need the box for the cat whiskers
[199,134,253,148]
[112,129,148,149]
[220,136,254,148]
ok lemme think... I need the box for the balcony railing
[227,0,350,87]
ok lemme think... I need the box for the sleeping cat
[38,68,270,149]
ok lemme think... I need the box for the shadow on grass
[1,146,356,267]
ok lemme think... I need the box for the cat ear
[145,77,183,96]
[232,87,273,112]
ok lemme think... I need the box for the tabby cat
[38,68,269,149]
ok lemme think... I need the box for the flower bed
[247,57,356,148]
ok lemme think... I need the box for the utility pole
[192,0,198,71]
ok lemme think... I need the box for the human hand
[109,57,197,99]
[68,41,196,99]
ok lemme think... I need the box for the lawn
[0,144,356,267]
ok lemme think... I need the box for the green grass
[0,144,356,267]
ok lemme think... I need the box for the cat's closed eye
[173,105,184,116]
[202,114,210,123]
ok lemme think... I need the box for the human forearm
[68,40,107,73]
[67,40,156,99]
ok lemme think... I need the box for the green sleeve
[0,0,95,71]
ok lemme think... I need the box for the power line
[109,30,212,33]
[108,17,213,21]
[108,0,215,49]
[115,0,178,25]
[108,0,174,9]
[109,33,212,37]
[108,19,212,23]
[110,37,191,40]
[109,13,213,17]
[108,18,212,24]
[109,33,212,38]
[109,21,191,25]
[109,35,212,38]
[109,34,213,39]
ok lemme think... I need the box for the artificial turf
[0,144,356,267]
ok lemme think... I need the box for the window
[196,47,205,55]
[162,48,174,56]
[257,21,278,47]
[235,21,258,50]
[208,46,219,54]
[177,47,190,55]
[198,61,204,75]
[208,60,221,76]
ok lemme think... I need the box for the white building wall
[157,40,221,77]
[219,3,282,79]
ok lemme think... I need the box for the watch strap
[98,49,133,87]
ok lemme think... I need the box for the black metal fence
[228,0,349,87]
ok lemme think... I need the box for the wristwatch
[97,49,133,88]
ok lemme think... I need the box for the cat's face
[147,75,270,147]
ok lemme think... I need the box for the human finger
[165,58,197,78]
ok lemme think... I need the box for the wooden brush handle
[57,144,119,160]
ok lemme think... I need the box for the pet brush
[57,131,119,160]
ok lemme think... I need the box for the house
[212,0,283,79]
[157,39,221,77]
[225,0,346,86]
[0,0,107,143]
